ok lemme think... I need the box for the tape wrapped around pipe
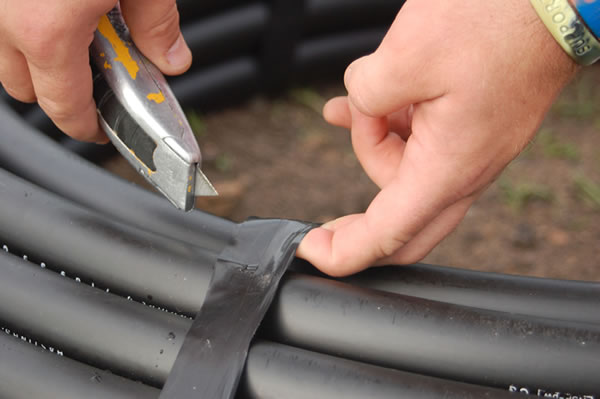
[160,219,314,398]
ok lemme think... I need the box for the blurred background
[106,66,600,282]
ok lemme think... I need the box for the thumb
[120,0,192,75]
[344,20,443,117]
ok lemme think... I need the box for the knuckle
[70,128,101,143]
[145,5,180,42]
[38,96,82,123]
[16,92,37,104]
[344,58,378,116]
[19,18,69,60]
[377,235,407,259]
[2,84,36,103]
[394,248,428,266]
[37,95,98,140]
[328,255,352,277]
[321,241,357,278]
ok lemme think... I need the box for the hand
[0,0,192,142]
[297,0,579,276]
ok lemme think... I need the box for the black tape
[160,219,314,399]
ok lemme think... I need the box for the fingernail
[166,34,192,70]
[321,220,336,230]
[344,64,354,89]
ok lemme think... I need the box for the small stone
[512,223,537,250]
[548,228,569,246]
[463,230,484,245]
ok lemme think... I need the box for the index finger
[26,37,104,142]
[297,141,461,276]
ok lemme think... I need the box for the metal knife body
[90,5,217,211]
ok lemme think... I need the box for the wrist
[529,0,600,65]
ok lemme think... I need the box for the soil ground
[105,66,600,281]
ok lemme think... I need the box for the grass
[573,175,600,211]
[215,153,234,173]
[536,128,580,162]
[499,177,554,212]
[185,110,206,138]
[552,101,597,121]
[551,73,599,121]
[289,87,326,115]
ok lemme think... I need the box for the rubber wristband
[530,0,600,65]
[572,0,600,39]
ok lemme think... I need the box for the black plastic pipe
[0,250,191,386]
[181,4,268,69]
[2,126,600,395]
[259,0,306,97]
[21,105,63,140]
[7,0,401,120]
[263,272,600,394]
[173,29,386,105]
[241,341,516,399]
[0,168,214,314]
[0,332,161,399]
[1,187,599,396]
[18,25,385,133]
[292,28,386,83]
[3,158,600,330]
[0,88,32,115]
[0,103,236,253]
[21,59,260,137]
[6,133,595,329]
[0,252,523,398]
[177,0,401,40]
[340,263,600,325]
[175,1,396,77]
[170,57,260,110]
[1,163,600,393]
[303,0,402,36]
[0,331,517,399]
[6,97,597,329]
[2,150,600,330]
[177,0,249,23]
[59,137,117,164]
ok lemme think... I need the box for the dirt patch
[104,67,600,281]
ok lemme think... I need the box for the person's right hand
[297,0,579,277]
[0,0,192,142]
